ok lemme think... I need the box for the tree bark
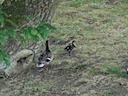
[0,0,62,76]
[3,0,62,26]
[3,0,62,55]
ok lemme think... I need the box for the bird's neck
[45,41,50,52]
[72,42,76,47]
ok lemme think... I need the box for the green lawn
[0,0,128,96]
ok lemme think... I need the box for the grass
[69,0,84,8]
[0,0,128,96]
[102,90,113,96]
[100,64,128,78]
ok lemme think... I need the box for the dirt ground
[0,0,128,96]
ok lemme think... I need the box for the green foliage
[0,5,17,65]
[21,21,56,42]
[0,29,16,64]
[0,5,8,27]
[0,5,56,66]
[0,49,10,65]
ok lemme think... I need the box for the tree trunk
[1,0,62,76]
[3,0,62,54]
[3,0,62,25]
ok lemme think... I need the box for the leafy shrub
[0,5,56,66]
